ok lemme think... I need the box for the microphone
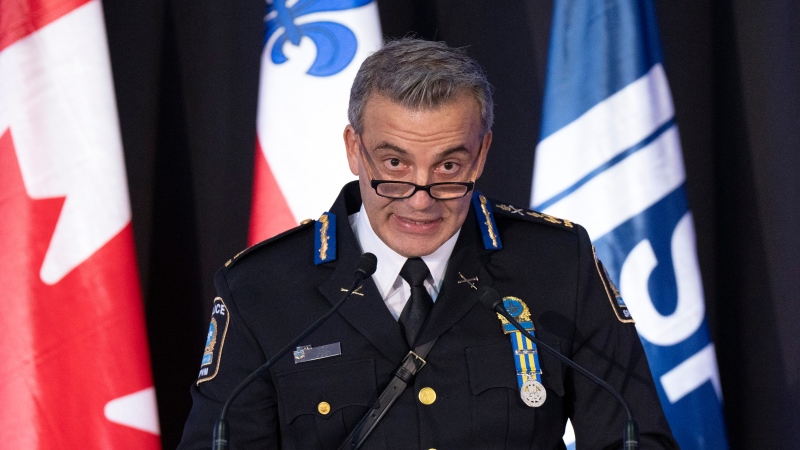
[353,252,378,284]
[478,286,639,450]
[212,252,378,450]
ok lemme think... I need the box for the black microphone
[478,286,639,450]
[212,252,378,450]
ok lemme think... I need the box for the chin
[391,238,442,258]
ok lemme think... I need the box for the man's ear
[475,131,492,179]
[343,125,359,176]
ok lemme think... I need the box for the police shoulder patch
[592,247,635,324]
[491,201,576,232]
[197,297,231,385]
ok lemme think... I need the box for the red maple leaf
[0,130,160,449]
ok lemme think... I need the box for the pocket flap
[276,358,377,424]
[466,343,517,395]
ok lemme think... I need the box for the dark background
[101,0,800,448]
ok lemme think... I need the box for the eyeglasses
[371,180,475,200]
[357,135,480,200]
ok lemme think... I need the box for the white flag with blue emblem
[532,1,728,448]
[249,0,382,243]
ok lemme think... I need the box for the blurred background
[97,0,799,448]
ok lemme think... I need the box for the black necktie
[399,257,433,347]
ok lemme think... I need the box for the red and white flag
[249,0,382,243]
[0,0,160,448]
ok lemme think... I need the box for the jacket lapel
[417,207,496,345]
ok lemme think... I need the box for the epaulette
[472,192,503,250]
[224,218,316,269]
[489,198,576,232]
[313,212,336,264]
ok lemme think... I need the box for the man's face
[344,93,492,258]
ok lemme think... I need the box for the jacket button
[418,387,436,405]
[317,402,331,415]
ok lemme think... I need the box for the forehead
[361,93,483,148]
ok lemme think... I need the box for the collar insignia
[340,285,364,296]
[457,272,479,290]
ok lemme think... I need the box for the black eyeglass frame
[370,179,475,200]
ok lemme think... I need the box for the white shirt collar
[349,204,460,302]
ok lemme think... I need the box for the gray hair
[348,38,494,136]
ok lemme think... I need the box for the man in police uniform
[178,39,677,449]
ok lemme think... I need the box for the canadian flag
[249,0,382,243]
[0,0,160,448]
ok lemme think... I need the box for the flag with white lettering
[531,1,727,448]
[249,0,382,243]
[0,0,160,447]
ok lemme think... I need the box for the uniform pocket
[466,340,564,397]
[465,341,566,448]
[465,343,520,448]
[275,358,377,449]
[466,343,518,394]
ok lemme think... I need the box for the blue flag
[531,1,728,449]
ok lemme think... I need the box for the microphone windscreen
[356,252,378,278]
[478,286,503,311]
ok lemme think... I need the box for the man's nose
[405,187,437,209]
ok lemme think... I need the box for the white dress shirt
[349,204,460,320]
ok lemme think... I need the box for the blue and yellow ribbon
[495,297,542,387]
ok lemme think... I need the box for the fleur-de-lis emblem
[265,0,372,77]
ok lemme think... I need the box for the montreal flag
[532,1,728,449]
[249,0,382,243]
[0,0,160,448]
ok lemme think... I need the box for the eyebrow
[372,142,473,159]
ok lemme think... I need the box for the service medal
[520,379,547,407]
[493,296,547,408]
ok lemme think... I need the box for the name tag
[294,342,342,364]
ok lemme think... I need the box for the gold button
[317,402,331,415]
[418,387,436,405]
[300,218,313,225]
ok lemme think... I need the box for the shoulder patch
[224,219,314,269]
[197,297,231,384]
[491,201,576,232]
[593,247,635,324]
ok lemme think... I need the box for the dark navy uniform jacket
[178,181,677,449]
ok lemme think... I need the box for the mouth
[392,214,443,232]
[399,217,438,225]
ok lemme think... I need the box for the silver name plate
[293,342,342,364]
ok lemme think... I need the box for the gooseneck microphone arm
[478,287,639,450]
[212,253,378,450]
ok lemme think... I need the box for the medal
[493,296,546,408]
[520,379,547,407]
